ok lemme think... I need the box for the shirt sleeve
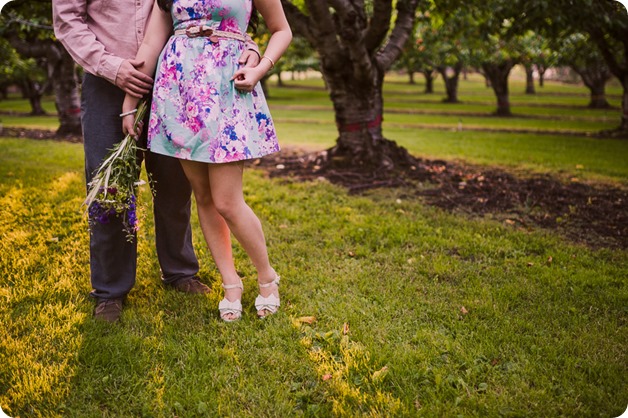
[52,0,124,84]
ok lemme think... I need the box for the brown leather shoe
[170,276,210,294]
[94,298,123,323]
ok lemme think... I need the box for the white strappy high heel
[255,276,280,318]
[218,279,243,322]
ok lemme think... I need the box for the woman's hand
[231,62,270,92]
[122,112,143,139]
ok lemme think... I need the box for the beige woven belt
[173,25,246,42]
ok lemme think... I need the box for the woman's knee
[193,187,213,208]
[212,196,244,221]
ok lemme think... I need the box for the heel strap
[222,279,243,290]
[258,276,280,289]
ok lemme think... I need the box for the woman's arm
[232,0,292,92]
[122,0,172,135]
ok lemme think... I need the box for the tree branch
[589,27,624,79]
[364,0,393,53]
[280,1,316,44]
[375,0,420,71]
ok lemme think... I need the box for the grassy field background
[0,71,626,417]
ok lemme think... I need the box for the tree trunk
[482,60,515,116]
[524,64,536,95]
[422,70,434,93]
[326,68,413,170]
[408,71,415,84]
[572,65,612,109]
[536,64,546,87]
[437,63,462,103]
[276,70,284,87]
[51,47,82,135]
[20,79,46,115]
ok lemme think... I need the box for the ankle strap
[258,276,280,288]
[223,280,243,290]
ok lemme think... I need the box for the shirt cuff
[98,56,124,85]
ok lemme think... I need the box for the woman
[122,0,292,321]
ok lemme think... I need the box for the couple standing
[52,0,292,323]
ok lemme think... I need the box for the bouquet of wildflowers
[83,100,148,242]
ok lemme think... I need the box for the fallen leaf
[322,374,332,381]
[575,164,584,169]
[547,256,553,265]
[342,322,350,335]
[527,262,534,267]
[460,306,469,315]
[348,251,355,257]
[372,366,389,382]
[276,164,285,170]
[505,219,516,225]
[297,316,316,324]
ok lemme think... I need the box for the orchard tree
[427,4,475,103]
[558,33,613,108]
[519,31,549,94]
[517,0,628,133]
[398,14,437,92]
[0,0,81,135]
[280,0,423,169]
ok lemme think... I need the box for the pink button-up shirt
[53,0,153,84]
[53,0,260,85]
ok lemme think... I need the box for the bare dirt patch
[256,149,627,250]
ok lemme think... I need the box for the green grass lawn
[0,73,627,416]
[0,137,626,417]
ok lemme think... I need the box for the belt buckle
[186,26,213,38]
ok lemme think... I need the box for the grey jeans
[81,73,199,300]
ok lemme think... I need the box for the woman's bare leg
[205,162,278,315]
[179,160,242,320]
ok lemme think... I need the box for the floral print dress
[147,0,279,163]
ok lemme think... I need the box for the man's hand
[115,59,154,98]
[238,49,261,68]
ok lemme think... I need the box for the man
[52,0,261,322]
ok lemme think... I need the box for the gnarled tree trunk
[281,0,420,170]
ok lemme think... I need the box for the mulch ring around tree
[1,126,83,143]
[4,127,626,250]
[255,149,627,250]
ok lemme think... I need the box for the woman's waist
[173,19,246,41]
